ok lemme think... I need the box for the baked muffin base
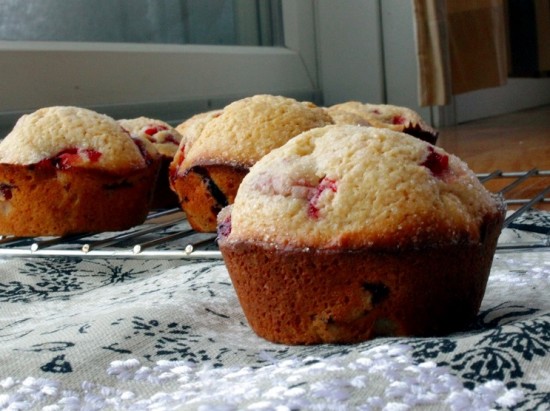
[150,157,179,209]
[172,164,248,232]
[400,123,438,145]
[220,210,504,345]
[0,162,160,237]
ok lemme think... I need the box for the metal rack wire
[0,208,220,259]
[0,169,548,259]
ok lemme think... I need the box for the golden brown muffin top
[172,109,223,169]
[223,125,501,250]
[180,95,333,170]
[0,106,148,173]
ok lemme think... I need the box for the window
[0,0,317,136]
[0,0,283,46]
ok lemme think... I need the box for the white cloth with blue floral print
[0,211,548,410]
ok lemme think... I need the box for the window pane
[0,0,283,46]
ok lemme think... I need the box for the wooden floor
[437,105,550,209]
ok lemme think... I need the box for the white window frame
[0,0,319,132]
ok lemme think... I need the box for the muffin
[218,125,505,345]
[0,106,160,237]
[170,95,333,232]
[119,117,183,209]
[169,109,223,194]
[327,101,439,144]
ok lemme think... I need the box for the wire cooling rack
[0,169,548,259]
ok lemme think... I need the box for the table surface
[438,105,550,172]
[438,105,550,210]
[0,108,549,410]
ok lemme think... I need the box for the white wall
[316,0,434,124]
[315,0,385,105]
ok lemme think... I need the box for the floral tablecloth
[0,212,549,411]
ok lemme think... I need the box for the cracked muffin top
[0,106,148,173]
[222,125,501,250]
[180,94,333,169]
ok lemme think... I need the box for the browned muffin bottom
[171,164,248,232]
[398,122,439,145]
[0,160,159,237]
[150,157,180,209]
